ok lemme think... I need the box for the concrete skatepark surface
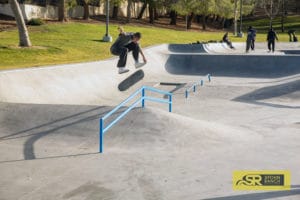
[0,42,299,200]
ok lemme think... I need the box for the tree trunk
[126,0,132,23]
[137,2,147,19]
[215,15,220,22]
[220,17,226,29]
[58,0,66,22]
[233,0,238,35]
[112,5,119,19]
[202,15,207,30]
[9,0,31,47]
[154,6,158,20]
[149,4,154,24]
[187,12,194,29]
[83,1,89,20]
[169,10,177,25]
[281,0,285,32]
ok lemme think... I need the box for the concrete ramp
[165,54,300,78]
[168,43,207,53]
[1,43,300,200]
[0,43,300,105]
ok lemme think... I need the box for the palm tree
[9,0,31,47]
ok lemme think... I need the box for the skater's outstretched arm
[139,47,147,63]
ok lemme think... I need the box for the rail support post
[208,74,211,82]
[201,80,204,86]
[193,85,196,92]
[142,87,145,108]
[169,95,172,112]
[100,118,103,153]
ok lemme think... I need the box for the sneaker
[118,67,129,74]
[135,62,146,69]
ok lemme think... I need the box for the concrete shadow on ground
[233,79,300,109]
[0,103,139,161]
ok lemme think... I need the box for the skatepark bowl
[0,42,300,200]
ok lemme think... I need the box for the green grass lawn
[0,23,222,70]
[0,15,299,70]
[243,15,300,32]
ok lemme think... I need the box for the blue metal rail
[185,74,211,98]
[99,86,172,153]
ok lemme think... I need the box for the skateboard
[118,69,145,91]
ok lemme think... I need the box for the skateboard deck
[118,70,145,91]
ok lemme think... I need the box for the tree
[83,0,90,20]
[169,10,177,25]
[233,0,238,35]
[263,0,281,28]
[148,0,156,23]
[126,0,132,22]
[58,0,66,21]
[214,0,234,28]
[200,0,216,30]
[9,0,31,47]
[172,0,197,30]
[137,0,147,19]
[112,0,121,19]
[145,0,165,24]
[173,0,218,30]
[280,0,285,32]
[149,3,154,23]
[164,0,178,25]
[58,0,77,21]
[232,0,255,34]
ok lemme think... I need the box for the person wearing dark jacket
[267,28,279,52]
[110,31,147,74]
[246,26,256,53]
[288,30,298,42]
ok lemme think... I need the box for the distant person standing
[267,28,278,52]
[246,26,256,53]
[288,30,298,42]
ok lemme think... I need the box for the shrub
[27,18,44,26]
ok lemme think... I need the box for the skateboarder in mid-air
[246,26,256,53]
[110,27,147,74]
[267,28,278,52]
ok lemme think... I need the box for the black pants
[246,39,255,52]
[111,42,139,68]
[246,39,251,52]
[268,40,275,52]
[251,40,255,50]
